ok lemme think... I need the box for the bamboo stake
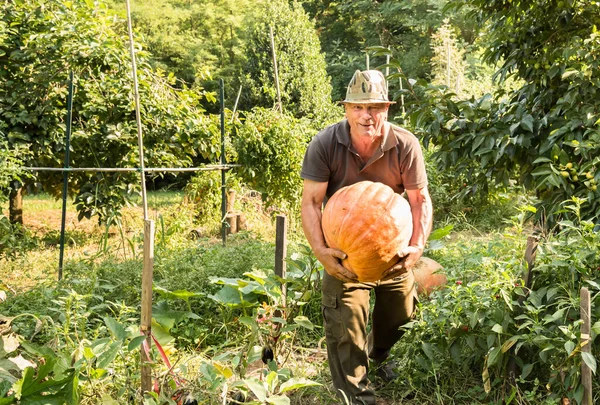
[275,215,287,304]
[580,287,592,405]
[220,79,227,246]
[58,71,74,281]
[125,0,153,396]
[140,219,155,394]
[125,0,148,221]
[231,84,242,123]
[269,26,282,112]
[273,215,287,339]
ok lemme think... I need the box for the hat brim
[339,99,396,104]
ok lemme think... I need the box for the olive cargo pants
[321,269,417,405]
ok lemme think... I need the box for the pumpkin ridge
[333,183,371,250]
[343,188,402,262]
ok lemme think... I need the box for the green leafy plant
[394,0,600,227]
[233,108,318,214]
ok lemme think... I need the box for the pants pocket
[322,291,344,340]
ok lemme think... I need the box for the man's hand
[380,258,409,281]
[399,245,424,268]
[380,245,423,281]
[315,247,358,283]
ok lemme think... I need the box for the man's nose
[361,108,373,118]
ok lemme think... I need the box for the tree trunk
[9,181,23,225]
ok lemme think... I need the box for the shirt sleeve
[300,135,330,183]
[400,135,428,190]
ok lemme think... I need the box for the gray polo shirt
[300,119,428,199]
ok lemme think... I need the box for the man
[300,70,433,404]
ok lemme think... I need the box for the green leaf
[208,286,242,305]
[446,100,460,116]
[491,323,503,334]
[564,341,576,355]
[96,341,122,370]
[244,378,267,402]
[248,346,263,364]
[582,352,597,374]
[127,336,147,352]
[520,363,534,380]
[487,347,502,367]
[520,114,534,132]
[153,285,203,301]
[561,69,579,79]
[63,374,80,405]
[421,342,436,361]
[266,396,290,405]
[279,377,321,393]
[103,317,126,341]
[294,316,314,330]
[428,224,453,241]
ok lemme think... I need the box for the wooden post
[219,79,227,246]
[8,181,23,225]
[227,190,236,212]
[522,234,540,294]
[226,214,238,235]
[507,233,540,389]
[580,287,592,405]
[140,219,155,395]
[275,215,287,304]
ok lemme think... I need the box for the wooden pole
[507,234,540,390]
[231,85,242,123]
[140,219,155,395]
[220,79,227,246]
[269,26,282,112]
[125,0,148,221]
[58,70,74,281]
[385,54,390,93]
[580,287,592,405]
[275,215,287,304]
[125,0,153,397]
[522,234,540,294]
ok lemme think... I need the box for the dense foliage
[107,0,257,90]
[233,107,323,213]
[0,0,220,223]
[236,0,335,123]
[403,0,600,226]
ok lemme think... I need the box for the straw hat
[341,70,395,104]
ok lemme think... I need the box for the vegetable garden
[1,0,599,404]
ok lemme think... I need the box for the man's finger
[330,249,347,260]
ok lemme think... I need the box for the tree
[404,0,600,225]
[0,0,219,224]
[301,0,458,101]
[236,0,336,124]
[107,0,257,91]
[430,20,466,96]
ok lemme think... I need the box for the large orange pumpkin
[322,181,413,282]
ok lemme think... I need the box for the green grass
[2,188,598,404]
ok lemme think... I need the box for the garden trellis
[16,1,238,395]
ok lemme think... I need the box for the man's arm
[301,179,358,282]
[381,185,432,280]
[403,186,433,267]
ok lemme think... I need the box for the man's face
[345,103,390,138]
